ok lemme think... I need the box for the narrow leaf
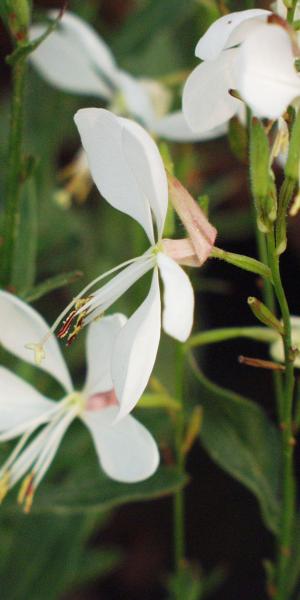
[189,354,281,533]
[21,270,83,302]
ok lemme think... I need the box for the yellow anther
[18,472,35,513]
[290,191,300,216]
[0,472,10,503]
[25,342,45,366]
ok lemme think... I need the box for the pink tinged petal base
[167,175,217,265]
[84,314,127,396]
[235,24,300,119]
[0,367,55,438]
[112,270,161,419]
[0,291,72,392]
[195,9,270,61]
[86,390,118,411]
[82,406,159,482]
[157,253,194,342]
[162,238,203,267]
[182,49,240,134]
[74,108,155,243]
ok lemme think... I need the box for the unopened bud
[167,174,217,265]
[250,118,277,232]
[247,297,284,334]
[285,110,300,182]
[7,0,30,40]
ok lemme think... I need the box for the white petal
[235,24,300,119]
[0,291,72,392]
[195,9,270,61]
[157,253,194,342]
[74,108,155,242]
[153,111,228,142]
[183,49,240,133]
[271,0,287,18]
[118,71,156,126]
[84,314,127,395]
[0,367,55,437]
[79,256,155,322]
[121,118,168,239]
[270,316,300,368]
[29,11,119,98]
[82,406,159,482]
[112,270,161,419]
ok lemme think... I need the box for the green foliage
[26,466,187,515]
[11,175,38,292]
[0,513,120,600]
[167,562,226,600]
[189,355,281,534]
[249,118,276,233]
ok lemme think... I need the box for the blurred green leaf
[189,354,281,534]
[23,466,188,515]
[167,562,226,600]
[113,0,194,55]
[286,511,300,597]
[21,270,83,302]
[0,513,119,600]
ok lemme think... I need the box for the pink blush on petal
[86,390,119,411]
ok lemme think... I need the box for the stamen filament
[27,253,148,362]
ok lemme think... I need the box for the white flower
[29,109,216,420]
[234,22,300,120]
[0,291,159,511]
[270,316,300,367]
[29,10,217,143]
[183,8,271,133]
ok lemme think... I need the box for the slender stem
[255,228,285,421]
[266,232,296,600]
[287,0,298,24]
[2,57,27,287]
[187,326,278,349]
[173,342,186,571]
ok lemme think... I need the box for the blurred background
[1,0,300,598]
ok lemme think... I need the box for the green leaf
[189,354,281,533]
[113,0,193,55]
[21,270,83,302]
[0,513,119,600]
[20,466,187,515]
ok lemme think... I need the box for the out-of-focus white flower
[271,0,300,20]
[29,10,218,143]
[0,291,159,511]
[183,9,270,134]
[270,316,300,367]
[28,109,216,420]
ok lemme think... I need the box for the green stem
[256,228,285,422]
[173,342,186,571]
[266,232,296,600]
[287,0,298,23]
[2,57,27,287]
[187,326,278,350]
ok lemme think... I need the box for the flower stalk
[266,231,296,600]
[1,55,27,287]
[173,342,186,572]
